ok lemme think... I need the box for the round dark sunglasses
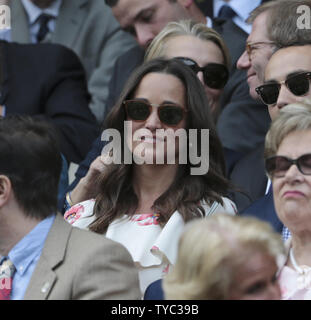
[123,100,187,126]
[265,153,311,178]
[256,72,311,105]
[174,57,229,89]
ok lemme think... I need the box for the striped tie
[218,5,236,20]
[36,13,54,43]
[0,259,15,300]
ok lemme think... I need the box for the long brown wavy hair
[90,58,230,234]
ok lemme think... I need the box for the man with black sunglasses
[244,45,311,239]
[257,45,311,119]
[231,1,311,237]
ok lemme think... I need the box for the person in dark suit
[144,279,164,300]
[232,0,311,234]
[230,145,267,211]
[230,2,281,213]
[61,0,266,210]
[8,0,137,122]
[214,17,270,155]
[244,44,311,233]
[0,40,98,164]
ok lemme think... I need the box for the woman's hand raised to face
[70,155,109,205]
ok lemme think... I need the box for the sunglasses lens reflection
[176,57,198,72]
[266,154,311,177]
[126,101,151,121]
[175,57,228,89]
[203,64,228,89]
[300,154,311,175]
[287,73,310,96]
[257,73,311,105]
[159,106,184,126]
[266,156,291,177]
[125,100,185,126]
[257,84,280,105]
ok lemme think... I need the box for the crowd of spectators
[1,0,311,301]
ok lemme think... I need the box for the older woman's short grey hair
[265,100,311,160]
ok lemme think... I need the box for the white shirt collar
[21,0,63,25]
[265,178,272,195]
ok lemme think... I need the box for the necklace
[289,248,311,289]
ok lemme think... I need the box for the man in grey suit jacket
[0,116,141,300]
[9,0,137,122]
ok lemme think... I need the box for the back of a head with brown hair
[248,0,311,48]
[269,0,311,47]
[265,100,311,163]
[163,214,284,300]
[0,115,62,219]
[247,0,280,24]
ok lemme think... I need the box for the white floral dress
[64,198,236,295]
[278,240,311,300]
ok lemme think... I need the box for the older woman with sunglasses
[264,101,311,299]
[64,58,236,296]
[145,20,230,120]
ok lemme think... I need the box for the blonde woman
[145,20,230,119]
[163,213,285,300]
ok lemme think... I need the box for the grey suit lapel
[23,214,72,300]
[10,0,88,45]
[11,0,31,43]
[51,0,88,46]
[23,256,57,300]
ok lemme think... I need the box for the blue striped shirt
[0,214,55,300]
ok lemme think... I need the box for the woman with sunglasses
[62,20,230,213]
[145,20,230,120]
[264,101,311,299]
[64,58,236,296]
